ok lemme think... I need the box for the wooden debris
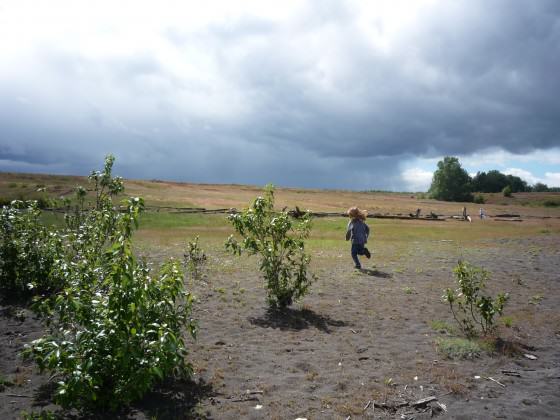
[411,396,437,407]
[374,400,409,410]
[502,370,522,377]
[485,376,506,387]
[245,389,264,395]
[436,402,447,412]
[363,400,372,411]
[5,394,31,398]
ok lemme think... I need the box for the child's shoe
[364,248,371,259]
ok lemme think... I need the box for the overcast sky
[1,0,559,191]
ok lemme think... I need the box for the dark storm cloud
[1,0,559,190]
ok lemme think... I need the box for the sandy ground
[1,231,559,419]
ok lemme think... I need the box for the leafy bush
[0,200,63,299]
[502,185,512,197]
[543,199,560,208]
[23,156,197,412]
[443,261,508,337]
[226,185,314,308]
[473,194,485,204]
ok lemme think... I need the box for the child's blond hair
[347,207,367,221]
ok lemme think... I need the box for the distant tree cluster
[429,156,558,202]
[471,170,533,193]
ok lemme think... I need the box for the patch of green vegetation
[522,198,560,208]
[436,337,481,359]
[139,212,229,229]
[429,320,456,334]
[0,374,14,391]
[21,410,58,420]
[501,316,513,328]
[478,337,497,353]
[543,199,560,207]
[402,286,415,294]
[529,294,543,305]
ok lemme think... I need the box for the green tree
[429,157,473,202]
[505,174,529,193]
[533,182,549,192]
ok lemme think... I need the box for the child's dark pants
[351,243,366,268]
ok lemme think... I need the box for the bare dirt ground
[1,219,559,419]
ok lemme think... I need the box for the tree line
[429,156,559,202]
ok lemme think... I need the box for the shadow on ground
[29,378,214,420]
[132,377,213,419]
[249,307,347,333]
[358,268,392,278]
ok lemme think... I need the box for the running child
[345,207,371,269]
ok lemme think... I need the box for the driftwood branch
[485,376,506,387]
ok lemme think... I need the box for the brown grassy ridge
[1,171,559,218]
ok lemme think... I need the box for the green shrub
[473,194,485,204]
[543,200,560,208]
[36,196,52,209]
[226,184,314,308]
[443,260,508,337]
[183,236,207,283]
[0,201,63,299]
[23,156,197,412]
[502,185,512,197]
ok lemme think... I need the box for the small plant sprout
[226,184,315,308]
[501,316,513,328]
[184,236,207,283]
[529,294,543,305]
[403,286,415,294]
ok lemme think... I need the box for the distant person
[479,208,485,219]
[461,206,472,222]
[345,207,371,269]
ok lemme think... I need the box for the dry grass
[2,172,560,219]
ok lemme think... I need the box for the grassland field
[1,172,560,419]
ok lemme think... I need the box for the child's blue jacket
[345,219,370,244]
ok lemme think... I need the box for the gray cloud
[1,0,559,190]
